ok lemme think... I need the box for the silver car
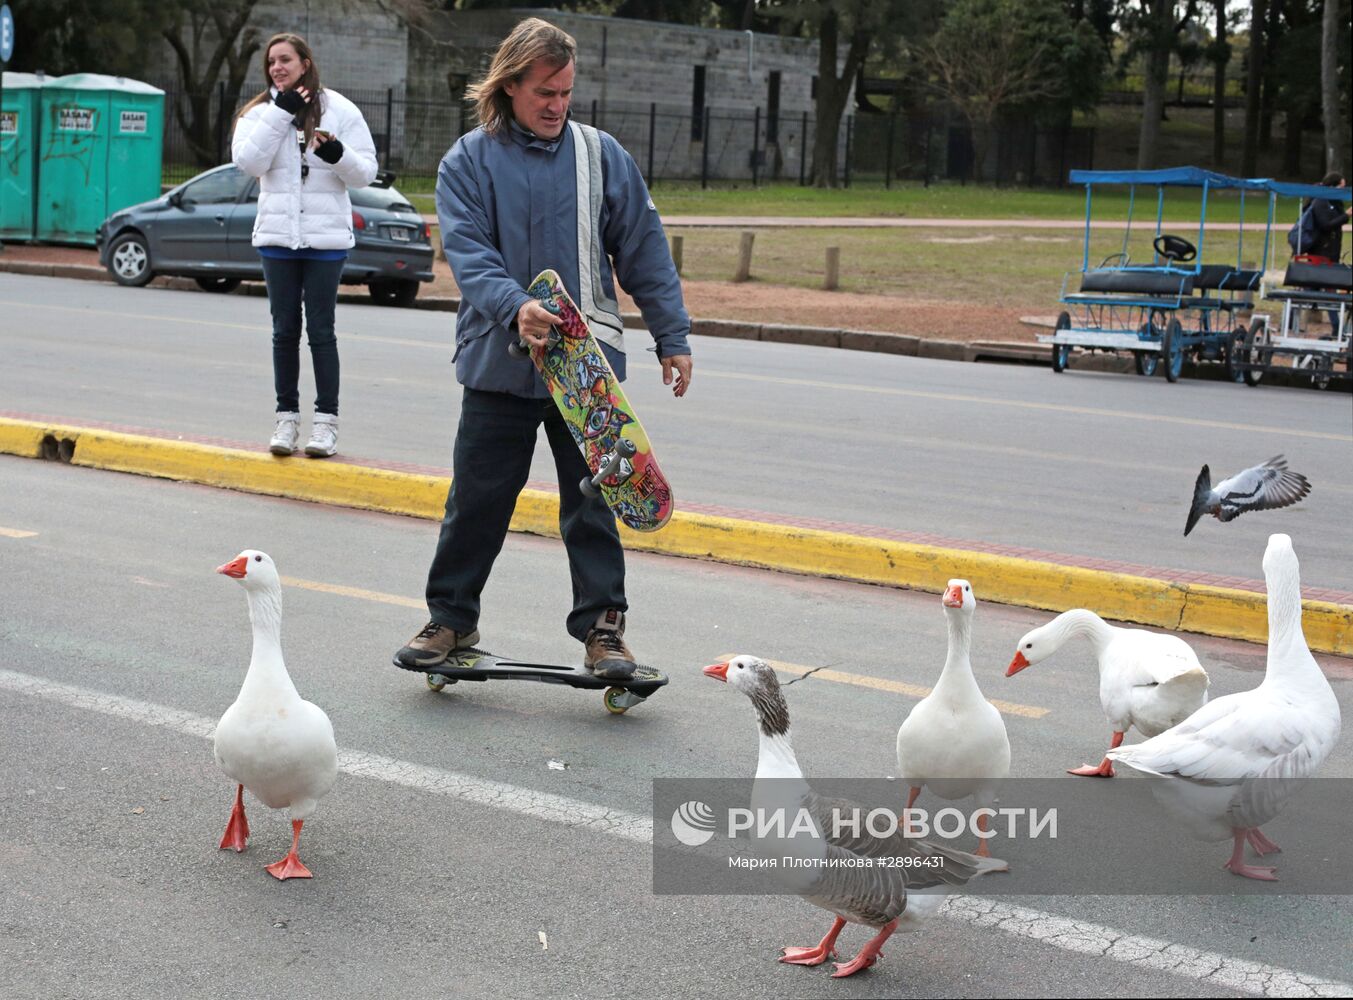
[96,164,435,306]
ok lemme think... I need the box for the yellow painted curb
[3,417,1350,656]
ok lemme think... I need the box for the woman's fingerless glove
[273,89,307,115]
[314,136,344,164]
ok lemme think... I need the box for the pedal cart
[1228,180,1351,390]
[1043,167,1271,382]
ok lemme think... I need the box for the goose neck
[1052,609,1112,653]
[756,728,802,779]
[241,586,297,697]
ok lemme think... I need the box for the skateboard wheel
[426,674,448,692]
[508,339,529,359]
[579,476,600,498]
[604,687,629,714]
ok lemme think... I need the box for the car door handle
[214,214,226,224]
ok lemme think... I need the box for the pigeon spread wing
[1213,456,1311,523]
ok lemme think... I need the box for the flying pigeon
[1184,455,1311,536]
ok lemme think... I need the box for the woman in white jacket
[232,33,378,457]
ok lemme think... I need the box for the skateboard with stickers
[511,269,674,532]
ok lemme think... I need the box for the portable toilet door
[37,72,109,243]
[1,70,42,241]
[105,76,164,223]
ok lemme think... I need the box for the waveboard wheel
[604,687,629,714]
[426,674,448,692]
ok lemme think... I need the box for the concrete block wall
[410,7,851,181]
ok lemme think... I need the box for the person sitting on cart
[1291,172,1349,331]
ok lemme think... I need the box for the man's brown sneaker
[583,609,636,680]
[395,621,480,670]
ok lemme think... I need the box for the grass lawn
[403,182,1280,224]
[662,224,1278,302]
[665,226,1070,301]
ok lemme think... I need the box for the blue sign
[0,5,14,63]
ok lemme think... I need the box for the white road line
[2,667,1348,998]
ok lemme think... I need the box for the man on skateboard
[395,18,692,680]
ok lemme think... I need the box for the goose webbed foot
[779,916,845,967]
[1069,733,1123,777]
[265,819,314,881]
[1224,829,1278,880]
[218,784,250,853]
[1246,828,1282,856]
[830,918,897,978]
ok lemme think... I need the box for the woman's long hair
[466,18,575,137]
[236,33,324,147]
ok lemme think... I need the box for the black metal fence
[158,80,1096,190]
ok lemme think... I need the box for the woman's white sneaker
[305,413,339,458]
[269,412,301,455]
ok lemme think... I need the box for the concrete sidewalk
[3,414,1350,656]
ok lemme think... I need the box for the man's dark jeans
[260,254,346,415]
[425,387,626,642]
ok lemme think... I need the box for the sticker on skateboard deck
[392,648,669,715]
[514,269,674,532]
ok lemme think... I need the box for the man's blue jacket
[436,118,691,399]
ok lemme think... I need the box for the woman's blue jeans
[260,255,346,415]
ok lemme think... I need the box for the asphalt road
[1,458,1351,998]
[2,273,1351,593]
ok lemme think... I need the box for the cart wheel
[426,674,447,692]
[1309,355,1333,391]
[1050,312,1071,373]
[604,687,629,715]
[1134,351,1159,377]
[1162,320,1184,382]
[1243,323,1265,387]
[1224,326,1248,383]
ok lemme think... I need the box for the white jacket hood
[231,87,378,250]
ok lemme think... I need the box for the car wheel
[194,277,242,294]
[370,279,419,308]
[107,232,154,287]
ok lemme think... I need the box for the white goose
[895,580,1011,858]
[704,655,1004,979]
[1106,534,1341,880]
[1006,609,1208,777]
[214,550,337,880]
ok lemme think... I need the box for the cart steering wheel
[1154,234,1197,263]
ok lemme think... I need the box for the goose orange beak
[1006,651,1030,676]
[216,556,248,579]
[942,584,964,608]
[702,661,729,682]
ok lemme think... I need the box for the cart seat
[1076,269,1195,295]
[1282,260,1352,291]
[1192,265,1262,291]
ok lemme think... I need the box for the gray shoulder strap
[570,120,625,353]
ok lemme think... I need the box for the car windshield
[349,186,418,214]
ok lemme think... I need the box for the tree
[926,0,1105,179]
[761,0,911,188]
[1125,0,1203,169]
[1242,0,1266,173]
[161,0,264,166]
[1208,0,1231,166]
[5,0,161,76]
[1320,0,1350,174]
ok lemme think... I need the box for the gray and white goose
[704,655,1005,979]
[1185,455,1311,536]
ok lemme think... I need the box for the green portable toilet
[1,70,43,241]
[36,73,163,244]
